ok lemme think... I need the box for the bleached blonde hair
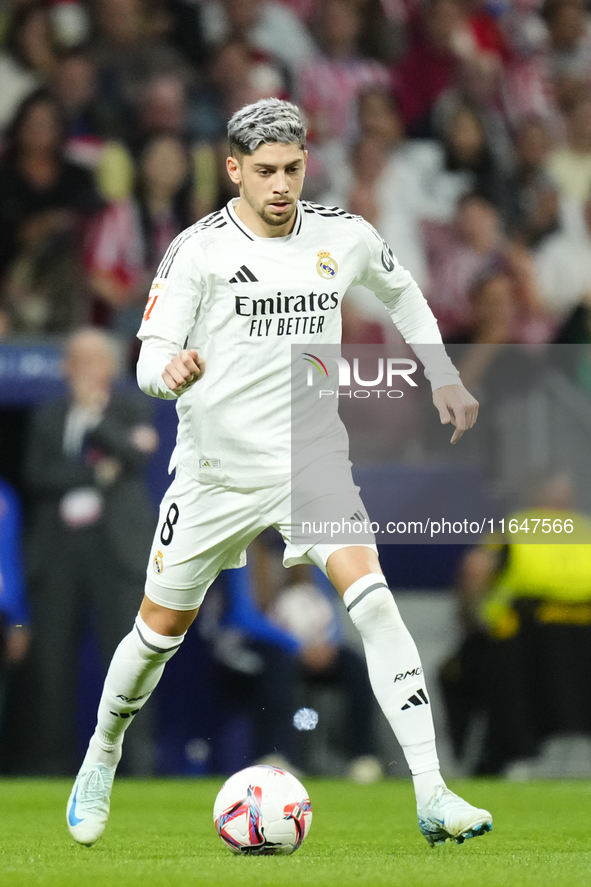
[228,98,307,156]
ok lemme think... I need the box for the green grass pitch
[2,778,591,887]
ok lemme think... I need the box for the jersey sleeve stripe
[300,200,360,221]
[156,212,227,278]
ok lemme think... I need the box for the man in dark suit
[25,328,159,774]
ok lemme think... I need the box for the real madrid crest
[316,250,338,279]
[153,550,164,574]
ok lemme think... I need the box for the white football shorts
[144,466,376,611]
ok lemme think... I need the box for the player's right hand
[162,349,206,393]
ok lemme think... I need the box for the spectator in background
[457,270,523,345]
[191,36,287,157]
[321,89,445,286]
[0,2,55,131]
[91,0,190,130]
[432,54,513,174]
[101,72,218,215]
[85,132,195,342]
[508,114,561,248]
[494,0,555,128]
[438,102,515,226]
[422,193,505,339]
[547,94,591,202]
[47,45,137,207]
[324,133,387,227]
[0,90,103,334]
[545,0,591,89]
[206,38,287,121]
[325,131,431,284]
[535,196,591,325]
[162,0,206,72]
[131,73,191,151]
[0,477,29,745]
[394,0,470,136]
[24,328,158,775]
[299,0,390,147]
[422,193,548,341]
[200,0,316,80]
[50,46,125,146]
[442,470,591,776]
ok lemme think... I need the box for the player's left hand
[433,384,479,444]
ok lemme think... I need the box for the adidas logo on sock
[350,511,364,521]
[401,688,429,710]
[229,265,258,283]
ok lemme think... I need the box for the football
[213,765,312,855]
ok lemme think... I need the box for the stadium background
[2,0,591,783]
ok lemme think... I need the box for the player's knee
[347,585,404,635]
[131,613,186,663]
[139,591,199,636]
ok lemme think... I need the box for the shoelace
[433,788,463,812]
[419,787,465,820]
[77,767,112,814]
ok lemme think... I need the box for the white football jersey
[137,199,459,488]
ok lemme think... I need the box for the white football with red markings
[213,765,312,855]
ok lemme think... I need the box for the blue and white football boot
[417,785,492,847]
[66,761,117,846]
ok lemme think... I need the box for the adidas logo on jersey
[401,688,429,710]
[229,265,258,284]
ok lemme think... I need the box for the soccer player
[67,99,492,848]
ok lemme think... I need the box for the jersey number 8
[160,503,179,546]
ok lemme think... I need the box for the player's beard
[239,178,299,231]
[259,200,296,228]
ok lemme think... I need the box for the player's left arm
[432,384,479,444]
[354,220,478,443]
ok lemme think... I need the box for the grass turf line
[2,778,591,887]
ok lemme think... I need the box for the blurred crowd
[0,0,591,353]
[4,0,591,778]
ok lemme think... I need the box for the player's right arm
[135,231,206,399]
[136,338,206,399]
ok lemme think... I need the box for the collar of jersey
[224,199,303,242]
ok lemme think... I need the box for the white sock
[343,574,445,803]
[412,768,446,807]
[84,614,185,767]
